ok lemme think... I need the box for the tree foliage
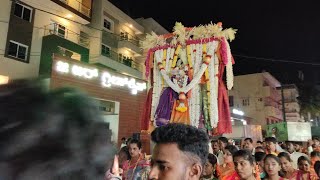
[298,84,320,118]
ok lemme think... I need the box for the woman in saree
[263,154,284,180]
[278,152,298,179]
[233,150,260,180]
[216,145,238,180]
[296,156,318,180]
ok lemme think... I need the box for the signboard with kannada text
[52,59,147,95]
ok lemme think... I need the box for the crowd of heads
[207,135,320,180]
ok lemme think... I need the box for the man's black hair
[128,138,142,149]
[218,137,228,144]
[293,141,303,146]
[255,152,266,162]
[207,153,218,166]
[265,137,277,144]
[151,123,209,166]
[257,140,263,144]
[311,151,320,158]
[255,146,265,152]
[225,145,238,156]
[298,156,311,165]
[234,150,255,165]
[0,80,114,179]
[244,138,253,143]
[211,139,218,144]
[313,136,320,141]
[314,161,320,178]
[119,146,130,160]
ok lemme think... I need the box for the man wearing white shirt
[286,141,308,169]
[120,137,127,148]
[211,139,220,156]
[243,138,255,155]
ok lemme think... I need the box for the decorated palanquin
[140,22,237,135]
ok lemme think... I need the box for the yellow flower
[176,106,188,112]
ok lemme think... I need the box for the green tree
[298,84,320,119]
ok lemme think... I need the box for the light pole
[280,84,286,122]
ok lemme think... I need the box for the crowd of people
[108,134,320,180]
[1,80,320,180]
[207,136,320,180]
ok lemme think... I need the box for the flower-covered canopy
[140,22,237,135]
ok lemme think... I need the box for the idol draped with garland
[140,22,237,135]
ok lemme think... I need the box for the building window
[56,24,66,38]
[229,96,234,107]
[103,17,114,32]
[242,98,250,106]
[14,3,32,22]
[101,44,111,57]
[8,40,28,61]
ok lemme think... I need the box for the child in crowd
[263,154,284,180]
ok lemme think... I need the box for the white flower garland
[189,43,197,126]
[189,43,201,127]
[193,44,203,128]
[224,38,234,90]
[154,46,210,94]
[165,47,171,72]
[153,41,218,128]
[208,41,219,128]
[151,50,165,127]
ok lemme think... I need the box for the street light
[233,109,244,116]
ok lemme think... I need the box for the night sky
[109,0,320,84]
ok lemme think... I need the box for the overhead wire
[233,54,320,66]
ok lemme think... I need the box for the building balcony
[103,31,142,56]
[286,112,300,117]
[265,106,283,120]
[118,41,142,56]
[91,49,143,79]
[44,23,90,48]
[39,32,89,77]
[263,86,281,100]
[286,116,301,122]
[264,97,281,108]
[51,0,91,21]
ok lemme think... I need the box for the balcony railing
[265,106,283,120]
[101,50,143,72]
[59,0,91,17]
[120,31,140,46]
[44,23,90,48]
[103,30,141,47]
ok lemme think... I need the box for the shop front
[50,55,147,146]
